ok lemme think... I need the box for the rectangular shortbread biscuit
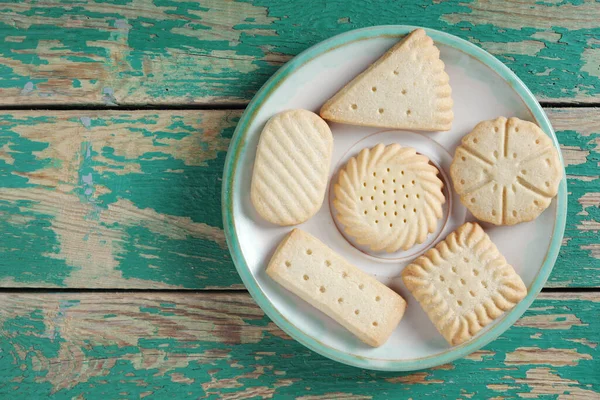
[267,229,406,347]
[402,222,527,346]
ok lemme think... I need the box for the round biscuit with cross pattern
[450,117,562,225]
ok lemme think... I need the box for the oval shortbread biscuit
[333,143,445,253]
[251,109,333,226]
[402,222,527,346]
[450,117,562,225]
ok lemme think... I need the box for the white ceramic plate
[222,26,567,371]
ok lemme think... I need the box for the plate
[222,26,567,371]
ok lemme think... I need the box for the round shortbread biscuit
[333,143,445,253]
[450,117,562,225]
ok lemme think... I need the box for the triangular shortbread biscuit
[320,29,453,131]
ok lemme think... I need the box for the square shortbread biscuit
[267,229,406,347]
[402,222,527,345]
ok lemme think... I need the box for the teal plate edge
[222,25,568,371]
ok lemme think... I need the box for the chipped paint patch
[487,384,519,391]
[464,350,496,361]
[385,372,444,385]
[102,87,117,105]
[0,143,15,165]
[515,314,587,330]
[505,347,593,366]
[4,36,26,43]
[530,332,543,339]
[20,82,34,95]
[79,116,92,129]
[476,40,546,56]
[507,367,600,398]
[582,47,600,79]
[566,338,598,349]
[561,145,590,166]
[531,31,562,42]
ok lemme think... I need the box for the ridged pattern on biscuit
[450,117,562,225]
[251,110,333,226]
[402,222,527,346]
[320,29,453,131]
[334,143,445,252]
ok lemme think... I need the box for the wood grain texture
[0,109,598,288]
[0,110,241,289]
[545,108,600,288]
[0,0,599,105]
[0,1,598,395]
[0,292,597,398]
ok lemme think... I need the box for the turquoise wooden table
[0,1,599,398]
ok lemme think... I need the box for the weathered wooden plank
[0,0,598,105]
[0,110,241,289]
[0,292,597,398]
[547,108,600,288]
[0,109,598,288]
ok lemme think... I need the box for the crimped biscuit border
[333,143,445,252]
[402,222,528,345]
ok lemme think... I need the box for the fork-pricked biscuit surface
[402,222,527,346]
[251,109,333,226]
[267,229,406,347]
[450,117,562,225]
[320,29,453,131]
[333,143,445,253]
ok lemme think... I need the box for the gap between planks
[0,287,596,294]
[0,101,599,111]
[0,104,248,111]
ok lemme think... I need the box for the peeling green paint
[552,111,600,287]
[0,111,236,288]
[116,224,232,287]
[0,1,597,397]
[0,0,598,104]
[0,294,597,398]
[0,200,73,286]
[0,109,597,288]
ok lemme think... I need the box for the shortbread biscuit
[267,229,406,347]
[320,29,453,131]
[251,109,333,226]
[450,117,562,225]
[402,222,527,346]
[333,143,445,252]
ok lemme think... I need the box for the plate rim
[222,25,568,371]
